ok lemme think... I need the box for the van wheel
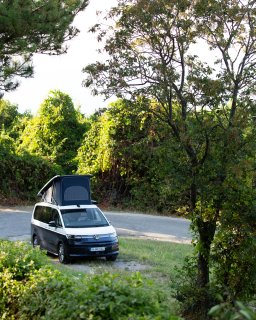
[106,255,117,261]
[58,243,69,264]
[33,235,40,248]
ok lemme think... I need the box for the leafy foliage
[83,0,256,317]
[0,241,47,280]
[18,90,88,173]
[0,131,62,201]
[0,99,19,131]
[0,240,178,320]
[77,98,190,212]
[209,301,256,320]
[0,0,88,95]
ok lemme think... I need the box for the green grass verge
[55,237,193,282]
[119,237,193,277]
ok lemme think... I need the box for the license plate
[90,247,105,252]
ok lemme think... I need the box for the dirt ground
[49,254,151,273]
[65,259,150,273]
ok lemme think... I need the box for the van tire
[32,235,40,248]
[58,243,69,264]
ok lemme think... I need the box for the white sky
[4,0,118,116]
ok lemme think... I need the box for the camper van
[31,175,119,263]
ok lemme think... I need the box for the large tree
[0,99,19,131]
[19,90,87,172]
[83,0,256,317]
[77,98,189,211]
[0,0,88,95]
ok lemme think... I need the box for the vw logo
[94,235,100,240]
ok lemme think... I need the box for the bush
[174,256,217,320]
[0,240,179,320]
[0,137,62,201]
[18,270,176,320]
[209,300,256,320]
[0,240,48,318]
[0,241,47,280]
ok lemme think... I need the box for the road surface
[0,206,192,244]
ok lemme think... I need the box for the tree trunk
[196,220,217,319]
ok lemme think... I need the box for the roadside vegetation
[1,239,255,319]
[0,239,185,319]
[1,0,256,319]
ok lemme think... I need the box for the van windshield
[61,208,109,228]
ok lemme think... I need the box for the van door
[45,207,65,254]
[32,205,49,249]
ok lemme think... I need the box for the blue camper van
[31,175,119,263]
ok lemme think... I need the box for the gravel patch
[52,257,151,273]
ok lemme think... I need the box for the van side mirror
[49,221,57,227]
[91,200,98,204]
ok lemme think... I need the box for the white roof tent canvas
[37,175,92,206]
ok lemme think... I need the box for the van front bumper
[66,239,119,258]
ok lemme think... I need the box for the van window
[34,206,51,223]
[64,186,89,201]
[61,208,109,228]
[61,176,91,205]
[53,210,63,227]
[34,206,62,226]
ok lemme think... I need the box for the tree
[77,98,189,211]
[0,99,19,131]
[0,130,62,202]
[0,0,88,96]
[19,90,88,172]
[83,0,256,317]
[0,99,34,141]
[77,98,156,206]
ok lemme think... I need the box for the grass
[118,237,193,315]
[55,237,193,280]
[119,237,193,277]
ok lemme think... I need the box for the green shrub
[0,268,25,319]
[0,138,62,201]
[0,241,47,280]
[174,256,217,320]
[0,240,49,319]
[0,240,179,320]
[18,269,176,320]
[209,301,256,320]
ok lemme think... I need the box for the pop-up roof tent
[37,175,92,206]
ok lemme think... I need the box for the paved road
[0,206,192,243]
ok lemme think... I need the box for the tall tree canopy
[18,90,87,172]
[77,98,189,211]
[0,0,88,95]
[83,0,256,317]
[0,99,19,131]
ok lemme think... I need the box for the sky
[4,0,118,116]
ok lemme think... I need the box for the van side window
[34,206,61,225]
[34,206,51,222]
[52,209,62,227]
[34,206,44,221]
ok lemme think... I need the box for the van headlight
[109,232,118,240]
